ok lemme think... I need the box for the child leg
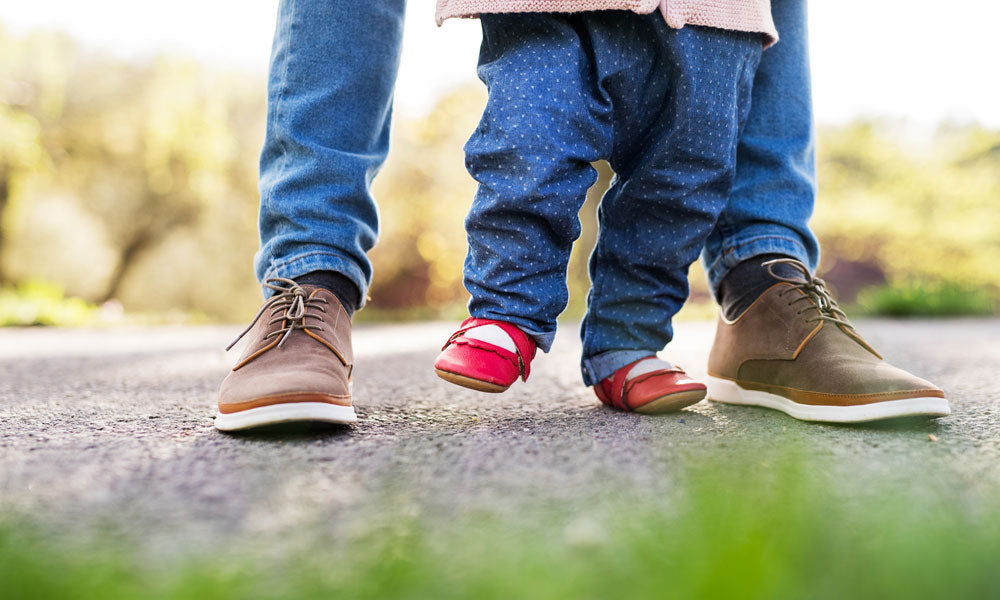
[436,13,616,391]
[580,24,762,392]
[462,14,616,350]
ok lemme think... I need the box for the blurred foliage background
[0,25,997,326]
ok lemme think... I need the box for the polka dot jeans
[462,11,762,385]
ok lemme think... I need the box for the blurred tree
[0,105,47,284]
[0,23,997,322]
[0,26,54,284]
[814,122,1000,302]
[50,55,241,302]
[0,26,264,317]
[366,87,485,314]
[565,160,612,318]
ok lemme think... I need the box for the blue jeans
[255,0,406,308]
[255,0,818,380]
[701,0,819,294]
[463,13,760,385]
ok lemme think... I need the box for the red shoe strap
[605,359,640,411]
[443,317,537,381]
[627,368,685,388]
[446,336,520,370]
[605,356,686,411]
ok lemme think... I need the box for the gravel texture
[1,319,997,558]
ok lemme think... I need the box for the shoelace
[226,278,328,351]
[764,258,855,330]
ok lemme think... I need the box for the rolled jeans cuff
[581,349,654,387]
[704,234,812,298]
[259,249,368,307]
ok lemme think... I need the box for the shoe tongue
[297,284,325,298]
[769,262,808,284]
[298,285,349,313]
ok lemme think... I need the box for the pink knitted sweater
[436,0,777,46]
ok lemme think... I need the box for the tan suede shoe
[706,259,949,423]
[215,278,356,431]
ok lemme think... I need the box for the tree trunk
[0,167,9,286]
[100,232,152,303]
[99,197,199,304]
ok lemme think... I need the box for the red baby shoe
[594,357,706,413]
[434,317,537,393]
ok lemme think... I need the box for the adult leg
[215,0,406,431]
[256,0,406,309]
[702,0,819,304]
[703,0,949,422]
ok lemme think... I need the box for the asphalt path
[1,319,997,558]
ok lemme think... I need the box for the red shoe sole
[435,368,510,393]
[631,388,707,414]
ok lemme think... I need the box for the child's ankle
[462,323,517,353]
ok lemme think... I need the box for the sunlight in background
[0,0,998,125]
[1,0,997,322]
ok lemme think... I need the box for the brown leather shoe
[215,278,356,431]
[706,259,949,423]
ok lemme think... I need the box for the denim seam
[706,234,810,295]
[725,234,808,259]
[708,233,808,273]
[582,221,610,384]
[268,249,363,272]
[264,0,294,211]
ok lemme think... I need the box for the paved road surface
[1,319,997,558]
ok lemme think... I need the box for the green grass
[856,281,997,317]
[0,279,217,327]
[0,280,98,326]
[2,451,997,600]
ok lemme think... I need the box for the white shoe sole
[705,376,950,423]
[214,402,358,432]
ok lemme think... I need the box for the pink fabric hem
[435,0,778,47]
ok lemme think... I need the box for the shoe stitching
[750,384,944,399]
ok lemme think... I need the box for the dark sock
[295,270,359,318]
[717,254,806,320]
